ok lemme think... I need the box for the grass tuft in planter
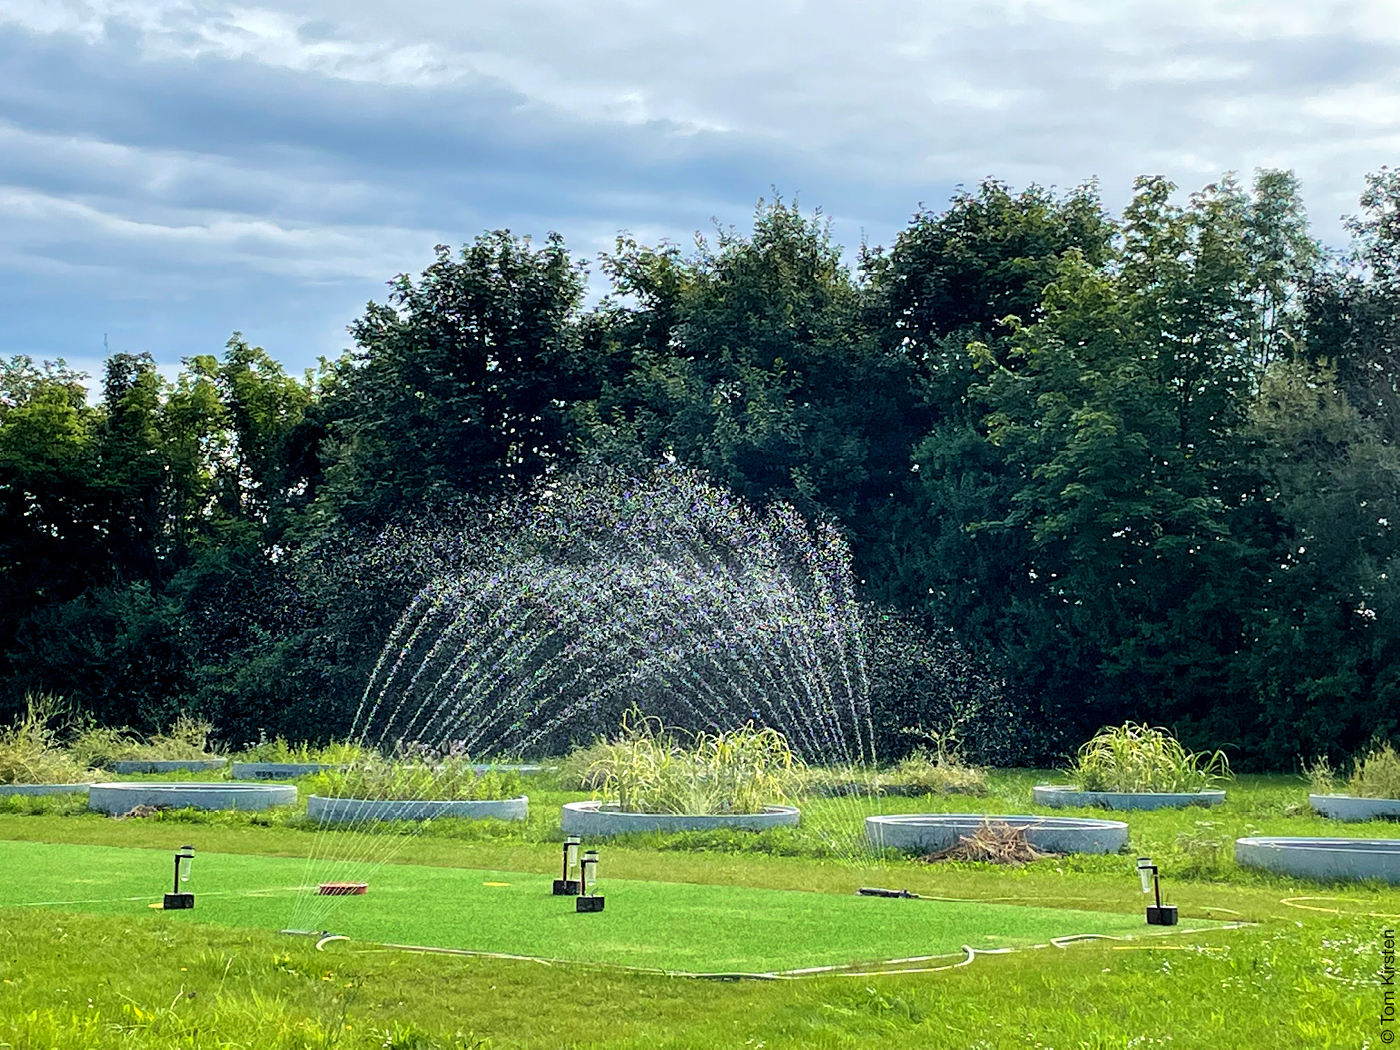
[308,756,522,801]
[1308,741,1400,799]
[582,710,796,815]
[68,714,220,768]
[0,696,94,785]
[1068,721,1230,793]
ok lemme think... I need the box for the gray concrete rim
[1236,835,1400,884]
[865,813,1129,855]
[306,795,529,822]
[1308,794,1400,822]
[0,783,96,796]
[1033,785,1226,810]
[88,781,296,814]
[231,762,342,780]
[560,800,800,836]
[109,759,225,774]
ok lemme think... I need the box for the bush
[0,696,94,785]
[1068,722,1231,793]
[307,756,522,801]
[582,711,797,815]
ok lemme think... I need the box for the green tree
[319,233,589,525]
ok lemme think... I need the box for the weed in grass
[1068,722,1232,793]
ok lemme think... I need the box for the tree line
[4,169,1399,769]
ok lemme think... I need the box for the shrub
[308,756,522,801]
[1067,722,1231,793]
[583,711,797,815]
[0,696,94,785]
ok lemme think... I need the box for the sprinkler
[576,849,604,913]
[554,836,581,895]
[1136,856,1177,926]
[163,845,195,910]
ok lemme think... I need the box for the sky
[3,0,1400,393]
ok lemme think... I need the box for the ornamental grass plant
[308,756,522,801]
[1309,740,1400,799]
[583,710,798,815]
[68,714,219,768]
[1068,721,1231,793]
[0,697,94,786]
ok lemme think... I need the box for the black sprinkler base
[553,879,580,896]
[1146,905,1177,926]
[576,895,605,913]
[163,893,195,910]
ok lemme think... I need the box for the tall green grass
[1308,740,1400,798]
[306,757,522,801]
[0,696,93,785]
[68,714,219,768]
[1068,722,1231,793]
[582,711,797,815]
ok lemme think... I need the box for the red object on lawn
[318,882,368,896]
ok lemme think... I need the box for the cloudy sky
[4,0,1400,389]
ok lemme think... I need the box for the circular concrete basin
[1033,785,1226,810]
[232,762,341,780]
[1236,836,1400,884]
[865,813,1129,855]
[1309,794,1400,822]
[307,795,529,822]
[0,783,95,796]
[88,781,295,814]
[109,759,225,775]
[561,800,800,836]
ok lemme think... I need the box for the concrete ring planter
[232,762,342,780]
[88,781,295,814]
[307,795,529,823]
[1236,836,1400,884]
[109,759,226,775]
[560,800,800,836]
[865,813,1129,855]
[0,783,96,796]
[1033,785,1226,810]
[1309,794,1400,822]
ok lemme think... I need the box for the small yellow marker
[483,882,510,887]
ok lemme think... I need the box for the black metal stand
[576,895,605,913]
[164,849,195,909]
[1145,869,1176,926]
[553,879,580,896]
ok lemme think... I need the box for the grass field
[0,840,1161,975]
[0,770,1389,1047]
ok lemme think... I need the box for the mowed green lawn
[0,840,1159,973]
